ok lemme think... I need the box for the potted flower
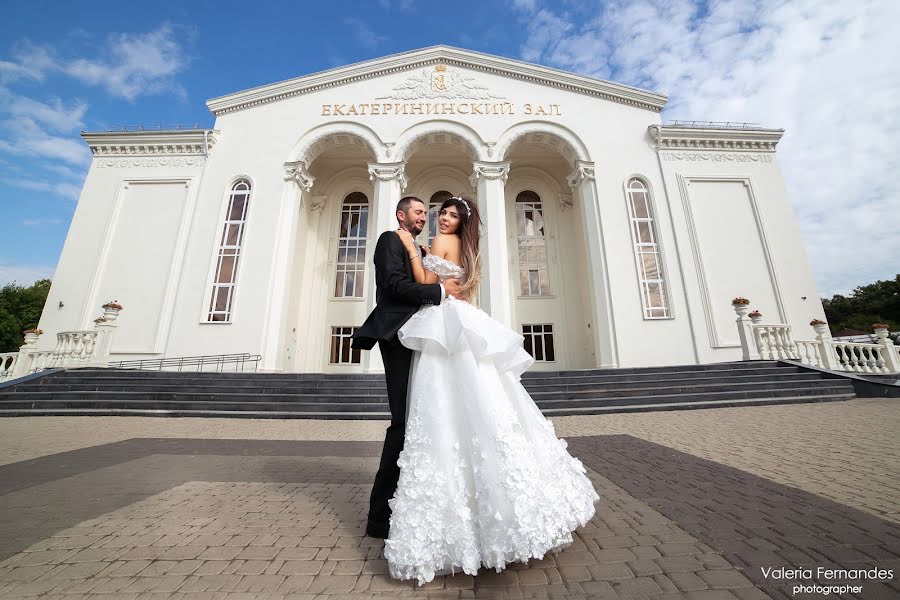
[101,300,123,321]
[731,297,751,318]
[872,323,891,340]
[810,319,829,338]
[748,310,763,324]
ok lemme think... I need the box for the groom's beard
[401,216,424,236]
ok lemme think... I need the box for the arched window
[515,190,551,296]
[207,179,251,322]
[426,190,452,246]
[334,192,369,298]
[626,178,669,318]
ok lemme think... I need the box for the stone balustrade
[0,303,122,383]
[733,300,900,375]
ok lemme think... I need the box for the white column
[364,162,408,372]
[472,161,512,326]
[260,163,312,371]
[569,160,618,368]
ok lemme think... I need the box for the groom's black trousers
[367,337,413,536]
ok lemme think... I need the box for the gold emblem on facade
[431,65,449,92]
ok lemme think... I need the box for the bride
[383,196,599,585]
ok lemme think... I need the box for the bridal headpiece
[450,196,472,218]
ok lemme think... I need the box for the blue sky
[1,0,897,297]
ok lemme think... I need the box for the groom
[352,196,461,539]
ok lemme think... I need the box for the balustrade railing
[0,302,123,383]
[733,300,900,375]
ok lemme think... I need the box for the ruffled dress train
[383,255,599,585]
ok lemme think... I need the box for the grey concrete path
[0,398,897,599]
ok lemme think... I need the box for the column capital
[284,161,315,191]
[367,161,408,190]
[472,161,511,184]
[567,160,596,189]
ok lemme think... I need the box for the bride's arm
[395,230,439,284]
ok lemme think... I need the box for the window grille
[626,178,669,318]
[334,192,369,298]
[515,191,551,296]
[523,324,555,362]
[330,326,361,364]
[207,179,251,322]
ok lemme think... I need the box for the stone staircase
[0,361,857,419]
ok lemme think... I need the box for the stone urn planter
[731,297,751,318]
[101,301,123,322]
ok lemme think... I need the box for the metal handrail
[109,353,261,372]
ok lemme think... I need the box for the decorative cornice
[660,151,774,163]
[567,161,596,188]
[649,125,783,152]
[367,162,408,190]
[83,130,217,157]
[94,157,206,169]
[206,45,667,116]
[472,161,511,184]
[284,161,315,191]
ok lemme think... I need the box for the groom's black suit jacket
[351,231,443,350]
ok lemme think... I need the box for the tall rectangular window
[330,327,361,364]
[208,179,251,322]
[523,324,555,362]
[334,192,369,298]
[627,178,669,318]
[516,191,551,296]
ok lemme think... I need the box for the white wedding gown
[384,254,599,585]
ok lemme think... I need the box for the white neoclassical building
[37,46,826,373]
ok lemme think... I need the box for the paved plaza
[0,398,897,599]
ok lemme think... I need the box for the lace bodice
[423,254,465,282]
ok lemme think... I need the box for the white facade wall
[37,46,826,372]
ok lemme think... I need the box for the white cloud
[0,174,82,200]
[0,91,87,131]
[64,24,188,100]
[0,41,57,84]
[515,0,900,296]
[344,18,386,49]
[0,118,91,167]
[0,24,189,101]
[0,262,56,286]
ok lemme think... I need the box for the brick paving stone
[475,569,520,587]
[277,560,324,576]
[669,570,710,591]
[274,547,318,561]
[556,565,590,582]
[626,558,662,577]
[305,573,359,594]
[611,575,663,596]
[197,546,242,560]
[698,569,755,589]
[656,555,705,573]
[232,573,286,592]
[333,560,365,575]
[552,551,593,566]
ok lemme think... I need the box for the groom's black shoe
[365,521,389,539]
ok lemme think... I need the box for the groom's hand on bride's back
[444,278,462,298]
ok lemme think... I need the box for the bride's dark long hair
[440,196,482,294]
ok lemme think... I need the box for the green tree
[0,279,52,352]
[822,274,900,337]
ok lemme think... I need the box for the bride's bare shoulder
[430,234,462,263]
[431,233,460,248]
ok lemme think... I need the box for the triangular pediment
[206,45,667,116]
